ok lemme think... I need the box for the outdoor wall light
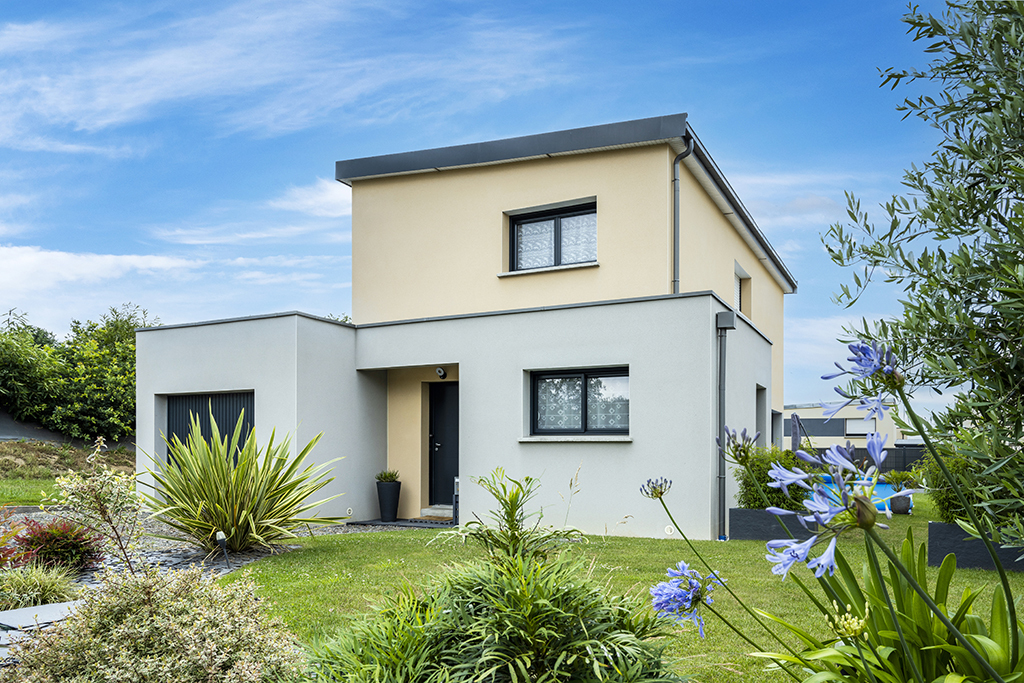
[435,367,447,379]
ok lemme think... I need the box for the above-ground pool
[820,474,913,511]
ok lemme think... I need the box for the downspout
[672,135,695,294]
[716,311,736,540]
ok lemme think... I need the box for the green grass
[225,495,1024,682]
[0,440,134,506]
[0,478,57,505]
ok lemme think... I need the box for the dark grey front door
[429,382,459,506]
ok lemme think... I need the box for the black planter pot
[376,481,401,523]
[927,521,1024,571]
[890,495,911,515]
[729,508,817,541]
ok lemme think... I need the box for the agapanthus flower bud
[853,495,877,529]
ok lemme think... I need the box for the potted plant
[375,470,401,523]
[882,470,916,514]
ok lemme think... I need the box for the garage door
[166,392,254,449]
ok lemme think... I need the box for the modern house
[135,113,796,540]
[784,401,922,472]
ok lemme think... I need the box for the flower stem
[746,468,833,616]
[864,533,925,683]
[895,384,1018,666]
[658,499,808,661]
[866,526,1008,683]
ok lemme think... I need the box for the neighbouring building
[135,113,796,540]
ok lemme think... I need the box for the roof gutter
[671,134,695,294]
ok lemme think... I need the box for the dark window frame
[509,202,597,271]
[531,366,629,435]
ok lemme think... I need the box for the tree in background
[0,304,157,443]
[824,2,1024,548]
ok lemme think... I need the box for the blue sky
[0,0,944,407]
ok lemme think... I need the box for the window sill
[518,435,632,443]
[498,262,599,278]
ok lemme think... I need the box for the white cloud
[0,245,202,297]
[267,178,351,218]
[0,2,575,152]
[746,193,845,231]
[0,193,34,211]
[155,220,351,245]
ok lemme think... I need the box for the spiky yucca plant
[143,411,345,552]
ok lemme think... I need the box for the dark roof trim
[360,291,774,345]
[135,292,773,345]
[135,310,354,333]
[335,113,689,185]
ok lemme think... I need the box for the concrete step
[420,505,453,519]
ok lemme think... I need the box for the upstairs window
[532,367,628,435]
[510,203,597,271]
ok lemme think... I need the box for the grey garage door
[166,392,254,448]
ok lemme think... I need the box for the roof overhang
[335,113,796,294]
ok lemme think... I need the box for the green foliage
[46,438,146,573]
[0,327,60,423]
[0,564,79,611]
[310,555,679,683]
[734,445,812,512]
[915,450,981,524]
[309,469,682,683]
[144,411,344,552]
[441,468,583,563]
[0,565,306,683]
[16,519,104,572]
[374,469,399,482]
[756,529,1024,683]
[881,469,917,492]
[821,1,1024,550]
[0,304,156,442]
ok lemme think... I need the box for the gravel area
[8,512,409,583]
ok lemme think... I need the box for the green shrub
[46,440,145,573]
[0,327,60,423]
[882,469,917,492]
[144,411,344,552]
[309,469,682,683]
[0,563,79,611]
[915,450,981,524]
[374,469,399,482]
[734,445,814,511]
[0,305,155,443]
[0,565,305,683]
[16,519,104,572]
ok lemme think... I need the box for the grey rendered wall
[136,314,384,522]
[294,316,386,522]
[716,307,775,538]
[356,294,769,540]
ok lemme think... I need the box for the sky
[0,0,947,408]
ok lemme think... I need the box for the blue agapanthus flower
[750,341,921,581]
[650,560,724,638]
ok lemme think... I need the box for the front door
[429,382,459,506]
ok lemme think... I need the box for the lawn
[225,495,1024,683]
[0,440,134,505]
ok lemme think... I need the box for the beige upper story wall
[352,144,674,323]
[351,141,786,410]
[675,164,786,412]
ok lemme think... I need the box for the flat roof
[335,114,689,184]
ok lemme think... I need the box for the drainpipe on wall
[672,135,695,294]
[716,310,736,541]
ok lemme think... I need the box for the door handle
[434,442,442,451]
